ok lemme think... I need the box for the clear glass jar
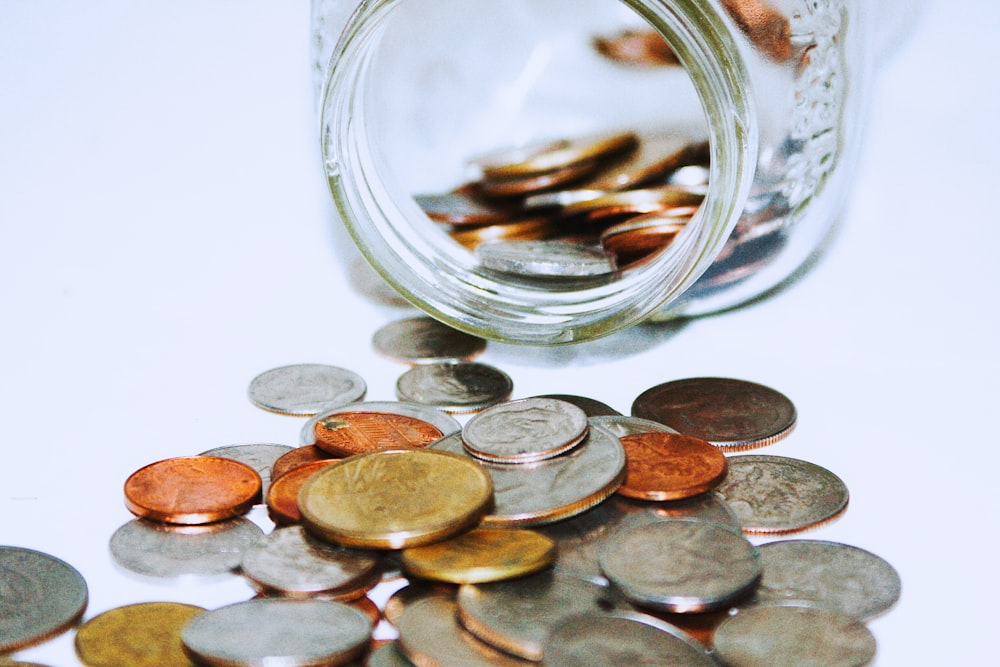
[313,0,888,345]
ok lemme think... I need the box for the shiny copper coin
[266,459,340,526]
[313,411,444,457]
[123,456,261,525]
[593,29,681,67]
[721,0,794,62]
[600,210,690,266]
[631,377,797,450]
[617,432,728,501]
[448,216,559,250]
[271,444,338,481]
[471,131,638,180]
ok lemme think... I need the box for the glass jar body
[314,0,879,344]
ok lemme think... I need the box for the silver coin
[372,316,487,364]
[180,598,372,667]
[430,422,626,527]
[0,546,88,653]
[747,539,901,621]
[712,603,877,667]
[396,596,534,667]
[299,400,462,445]
[198,443,293,500]
[590,414,678,437]
[462,397,589,463]
[599,519,760,613]
[395,361,513,414]
[542,610,720,666]
[474,240,617,277]
[715,455,849,534]
[239,525,379,598]
[455,570,625,661]
[247,363,367,416]
[109,517,265,579]
[537,493,741,585]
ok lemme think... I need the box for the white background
[2,1,998,665]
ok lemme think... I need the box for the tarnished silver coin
[397,596,534,667]
[456,570,625,661]
[109,517,265,579]
[630,377,796,450]
[431,421,626,526]
[372,316,487,364]
[532,394,622,417]
[0,546,88,653]
[247,363,367,417]
[537,493,741,585]
[395,361,513,414]
[474,240,617,278]
[715,455,849,534]
[198,443,293,500]
[748,540,901,621]
[542,610,720,666]
[462,397,589,463]
[599,519,760,613]
[299,400,462,445]
[712,603,877,667]
[590,414,678,437]
[180,598,372,667]
[239,526,379,599]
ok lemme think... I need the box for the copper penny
[448,216,560,250]
[123,456,261,525]
[617,432,728,501]
[600,211,691,266]
[313,411,444,457]
[721,0,794,63]
[271,444,338,481]
[593,29,681,67]
[631,377,796,450]
[265,459,340,526]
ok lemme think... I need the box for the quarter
[462,397,589,463]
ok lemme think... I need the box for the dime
[462,397,590,463]
[394,361,513,414]
[401,528,556,584]
[599,519,760,613]
[748,539,901,621]
[630,377,797,449]
[372,316,487,364]
[430,422,626,527]
[470,131,638,180]
[300,401,461,445]
[298,449,494,549]
[247,363,367,417]
[109,517,264,578]
[715,455,849,534]
[239,525,380,600]
[542,611,719,666]
[74,602,204,667]
[712,603,877,667]
[537,492,741,585]
[198,443,293,500]
[474,240,617,278]
[455,570,626,661]
[271,444,337,481]
[180,598,372,667]
[123,456,261,525]
[313,411,444,456]
[617,431,728,501]
[266,459,340,526]
[396,596,534,667]
[0,546,88,653]
[532,394,622,417]
[590,414,676,437]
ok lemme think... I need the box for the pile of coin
[2,316,900,666]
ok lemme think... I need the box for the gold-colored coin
[74,602,205,667]
[401,528,556,584]
[298,449,494,550]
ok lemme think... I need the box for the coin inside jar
[462,397,590,463]
[474,239,618,279]
[298,449,494,549]
[616,431,727,501]
[313,410,444,456]
[401,528,556,584]
[123,456,262,525]
[470,130,638,180]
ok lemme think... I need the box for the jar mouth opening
[321,0,757,344]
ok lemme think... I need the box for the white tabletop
[2,1,997,665]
